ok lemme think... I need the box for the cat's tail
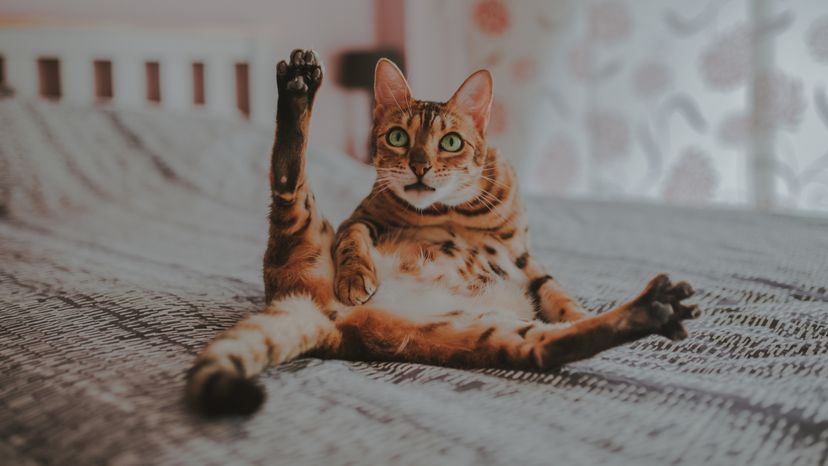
[185,295,340,416]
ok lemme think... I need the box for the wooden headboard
[0,21,279,127]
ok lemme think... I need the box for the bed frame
[0,21,279,128]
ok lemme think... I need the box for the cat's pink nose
[409,161,432,178]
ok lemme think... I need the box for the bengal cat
[186,49,700,416]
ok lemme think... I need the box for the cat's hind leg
[186,295,341,417]
[531,274,700,367]
[335,274,699,369]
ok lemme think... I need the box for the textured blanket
[1,99,827,466]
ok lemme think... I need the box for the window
[145,61,161,103]
[93,60,113,101]
[192,62,205,105]
[235,62,250,117]
[38,58,61,99]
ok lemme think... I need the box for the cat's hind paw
[622,273,701,341]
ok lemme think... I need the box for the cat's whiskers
[475,189,497,211]
[367,177,395,202]
[373,177,394,190]
[376,167,409,176]
[478,174,509,191]
[472,192,497,218]
[480,167,510,191]
[473,188,508,224]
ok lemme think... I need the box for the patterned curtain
[411,0,828,213]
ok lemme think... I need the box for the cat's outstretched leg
[336,274,699,369]
[187,50,340,417]
[186,295,341,416]
[530,274,700,366]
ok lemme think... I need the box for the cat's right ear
[373,59,413,116]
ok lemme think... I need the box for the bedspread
[1,99,827,465]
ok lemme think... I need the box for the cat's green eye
[439,133,464,152]
[386,128,409,147]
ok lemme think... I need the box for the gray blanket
[1,99,827,466]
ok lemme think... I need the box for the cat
[186,49,700,417]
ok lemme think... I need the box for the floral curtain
[415,0,828,213]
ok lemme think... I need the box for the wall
[406,0,828,215]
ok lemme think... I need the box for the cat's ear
[373,59,413,115]
[448,70,493,134]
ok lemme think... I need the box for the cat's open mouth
[403,182,436,193]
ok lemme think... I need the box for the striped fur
[186,51,700,416]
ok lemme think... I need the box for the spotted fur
[186,50,700,416]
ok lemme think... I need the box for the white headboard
[0,22,280,128]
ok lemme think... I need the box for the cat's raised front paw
[622,273,701,341]
[335,267,378,306]
[277,49,324,97]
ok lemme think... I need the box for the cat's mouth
[403,181,436,193]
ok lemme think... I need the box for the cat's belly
[368,250,535,322]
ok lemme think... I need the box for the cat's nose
[409,161,432,178]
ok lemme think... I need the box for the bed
[1,98,827,465]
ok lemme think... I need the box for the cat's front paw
[277,49,323,98]
[622,273,701,341]
[335,265,379,306]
